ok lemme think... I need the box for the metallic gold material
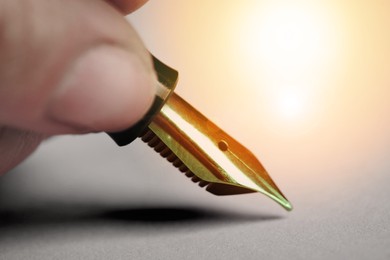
[110,56,292,211]
[142,92,292,211]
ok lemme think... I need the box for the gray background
[1,1,390,259]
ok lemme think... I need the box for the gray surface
[0,134,389,260]
[1,1,390,259]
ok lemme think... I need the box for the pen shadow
[0,169,283,237]
[100,206,282,223]
[0,204,282,230]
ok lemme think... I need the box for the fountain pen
[108,56,292,211]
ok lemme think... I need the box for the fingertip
[107,0,149,14]
[47,45,156,133]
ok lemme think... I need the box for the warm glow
[276,87,307,121]
[258,5,329,74]
[234,2,341,130]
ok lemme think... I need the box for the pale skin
[0,0,155,174]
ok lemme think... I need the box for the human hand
[0,0,155,174]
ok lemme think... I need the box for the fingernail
[47,45,156,132]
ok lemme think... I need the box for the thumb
[0,0,156,135]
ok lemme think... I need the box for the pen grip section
[108,55,178,146]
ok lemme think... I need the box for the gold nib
[109,56,292,211]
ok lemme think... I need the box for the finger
[106,0,149,14]
[0,0,156,135]
[0,126,45,175]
